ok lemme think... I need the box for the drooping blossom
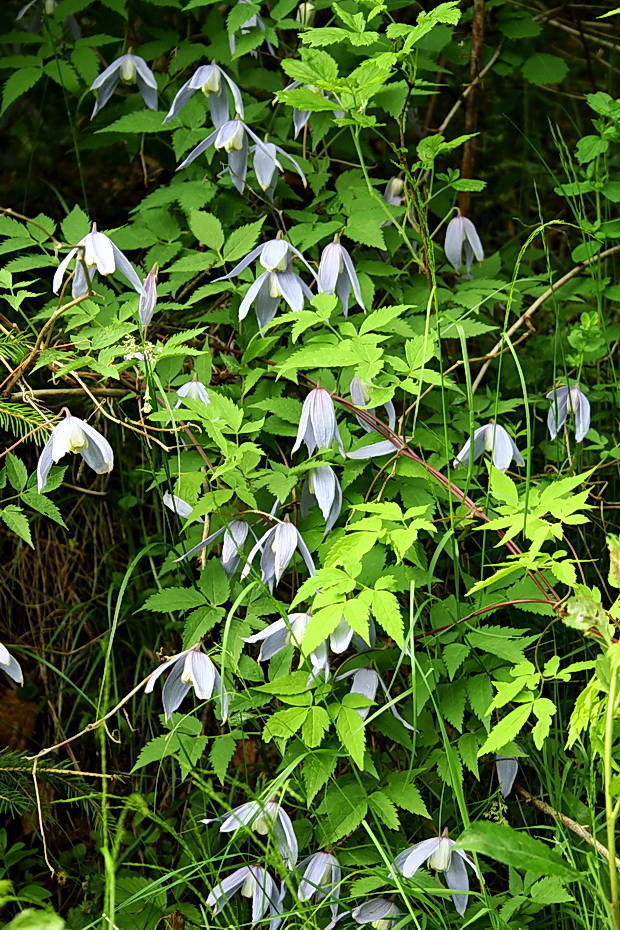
[350,377,396,433]
[206,864,284,930]
[202,799,298,868]
[164,63,244,127]
[243,611,328,682]
[240,519,315,591]
[175,519,251,577]
[393,834,480,916]
[547,385,590,443]
[53,223,143,299]
[347,438,403,460]
[215,238,315,330]
[37,411,113,492]
[317,240,364,315]
[90,52,157,119]
[495,748,520,797]
[144,645,228,721]
[0,643,23,685]
[281,82,342,138]
[339,668,415,731]
[384,178,404,207]
[175,379,210,408]
[297,852,341,924]
[228,0,271,57]
[292,388,343,456]
[444,215,484,273]
[352,899,402,928]
[139,266,157,328]
[296,3,316,26]
[301,465,342,533]
[251,138,306,197]
[453,422,524,472]
[163,492,200,523]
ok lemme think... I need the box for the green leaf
[371,589,404,646]
[264,705,309,741]
[97,110,166,134]
[457,821,578,879]
[302,706,331,747]
[384,773,429,816]
[188,210,224,251]
[4,911,65,930]
[1,68,42,116]
[317,780,368,843]
[336,705,366,768]
[278,87,338,112]
[368,791,399,830]
[223,218,266,263]
[304,751,337,804]
[210,733,237,783]
[522,54,568,85]
[21,491,66,527]
[0,505,32,547]
[143,587,207,612]
[5,453,27,491]
[478,703,533,756]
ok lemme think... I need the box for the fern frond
[0,401,50,443]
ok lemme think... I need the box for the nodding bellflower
[240,519,315,591]
[37,411,113,492]
[0,643,23,685]
[340,667,415,731]
[203,799,298,868]
[453,422,524,472]
[175,379,210,408]
[352,899,403,929]
[495,749,520,797]
[175,519,250,577]
[206,864,284,930]
[297,851,341,924]
[317,240,365,315]
[244,613,330,684]
[139,266,157,328]
[293,388,344,456]
[163,63,244,127]
[301,465,342,534]
[144,645,228,722]
[350,377,396,433]
[393,834,480,916]
[215,237,315,330]
[251,138,306,198]
[547,384,591,442]
[90,52,157,119]
[444,215,484,273]
[53,223,143,299]
[163,491,198,522]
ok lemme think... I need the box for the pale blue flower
[202,799,298,868]
[547,385,590,442]
[163,492,200,522]
[318,241,364,315]
[495,746,521,797]
[338,668,416,730]
[90,52,157,119]
[139,267,157,327]
[393,835,479,916]
[53,223,143,299]
[293,388,343,456]
[251,138,306,197]
[207,864,284,930]
[453,422,524,472]
[175,519,250,577]
[175,379,210,407]
[240,519,315,590]
[164,63,244,127]
[352,899,403,929]
[444,215,484,272]
[350,377,396,433]
[0,643,23,685]
[302,465,342,533]
[215,238,314,329]
[144,645,228,721]
[347,439,402,460]
[37,411,113,492]
[298,851,341,923]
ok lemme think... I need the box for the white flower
[393,835,480,916]
[90,52,157,119]
[53,223,143,299]
[139,267,157,327]
[317,240,364,315]
[292,388,343,456]
[163,63,244,127]
[444,215,484,272]
[37,411,113,492]
[0,643,23,685]
[144,645,228,721]
[298,851,341,923]
[547,385,591,443]
[206,864,284,930]
[202,799,298,868]
[241,520,315,591]
[352,898,402,929]
[302,465,342,534]
[175,380,210,407]
[453,422,524,472]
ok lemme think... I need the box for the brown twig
[517,786,620,870]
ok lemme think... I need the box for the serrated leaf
[143,587,207,612]
[1,67,42,115]
[0,505,32,547]
[209,733,237,783]
[188,210,224,251]
[302,706,330,747]
[97,110,166,134]
[21,491,66,527]
[336,705,366,769]
[368,791,399,830]
[371,589,404,646]
[304,752,337,804]
[264,705,309,741]
[5,453,27,491]
[223,218,266,263]
[384,773,429,816]
[478,703,533,756]
[61,205,91,244]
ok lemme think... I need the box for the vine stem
[604,657,620,930]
